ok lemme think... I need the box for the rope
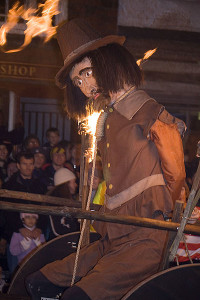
[71,138,98,286]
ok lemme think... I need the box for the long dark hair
[63,43,143,120]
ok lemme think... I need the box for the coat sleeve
[9,232,23,256]
[149,109,186,202]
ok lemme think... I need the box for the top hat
[55,18,125,88]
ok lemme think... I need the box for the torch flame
[137,48,157,66]
[0,0,60,53]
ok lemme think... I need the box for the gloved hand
[32,228,42,239]
[33,237,41,247]
[20,237,32,250]
[19,228,32,239]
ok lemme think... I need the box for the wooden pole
[161,200,184,270]
[1,201,200,236]
[0,189,99,210]
[80,133,92,247]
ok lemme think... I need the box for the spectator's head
[0,140,12,161]
[71,143,81,168]
[51,146,66,169]
[7,160,18,179]
[58,140,73,161]
[46,127,60,147]
[54,167,77,196]
[88,166,103,191]
[31,147,47,169]
[23,134,40,150]
[20,213,38,228]
[16,151,35,179]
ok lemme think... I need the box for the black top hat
[55,18,125,88]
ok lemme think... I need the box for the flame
[79,110,101,161]
[85,111,101,161]
[137,48,157,66]
[0,0,60,53]
[86,112,101,137]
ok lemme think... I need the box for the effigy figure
[25,18,186,300]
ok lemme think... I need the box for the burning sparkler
[0,0,60,53]
[79,111,101,162]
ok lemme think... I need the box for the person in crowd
[2,151,47,274]
[57,140,74,171]
[87,162,105,205]
[44,127,60,149]
[0,141,12,187]
[43,128,60,162]
[23,134,40,152]
[9,213,45,266]
[42,145,72,191]
[5,160,18,182]
[70,143,81,178]
[25,19,186,300]
[87,161,106,232]
[3,151,46,195]
[48,167,79,241]
[31,147,48,185]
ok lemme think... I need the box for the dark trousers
[25,270,91,300]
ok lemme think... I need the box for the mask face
[70,57,98,98]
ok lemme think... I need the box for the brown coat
[41,90,185,299]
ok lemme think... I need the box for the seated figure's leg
[25,270,66,300]
[75,228,167,300]
[40,239,104,286]
[25,238,104,299]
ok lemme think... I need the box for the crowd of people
[0,126,105,292]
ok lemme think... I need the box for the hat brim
[55,35,125,88]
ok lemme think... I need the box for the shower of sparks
[0,0,60,53]
[137,48,157,66]
[79,109,101,162]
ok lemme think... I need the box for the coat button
[109,107,113,112]
[107,124,110,129]
[107,163,110,168]
[107,143,110,148]
[109,184,113,189]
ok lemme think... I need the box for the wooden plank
[0,189,99,210]
[1,200,200,236]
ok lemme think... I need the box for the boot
[25,270,65,300]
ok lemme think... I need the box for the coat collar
[113,89,155,120]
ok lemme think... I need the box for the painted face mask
[70,57,111,112]
[70,57,98,98]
